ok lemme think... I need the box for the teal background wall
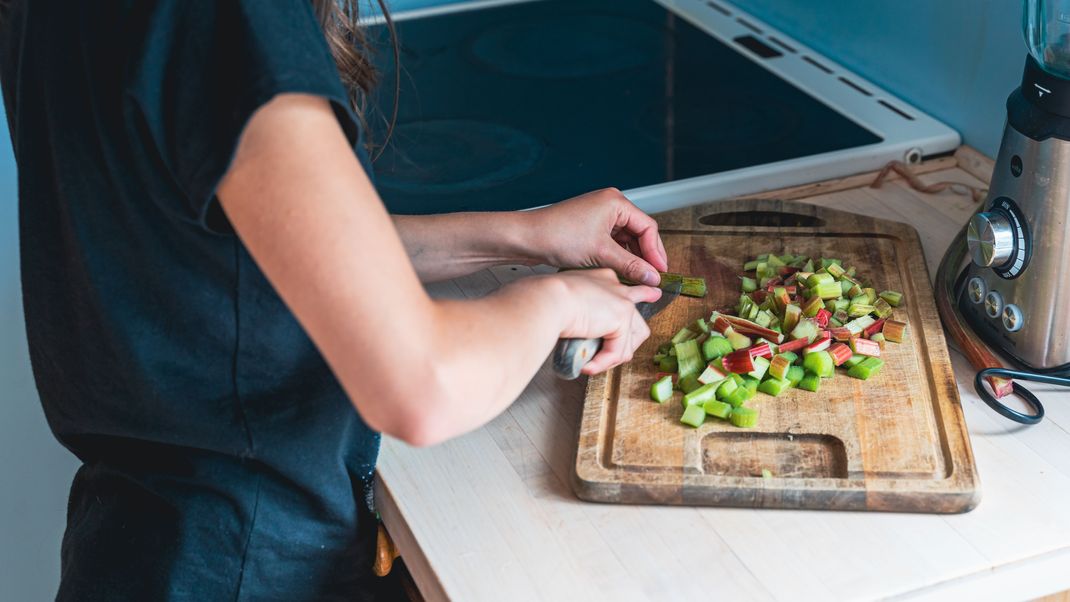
[0,0,1025,598]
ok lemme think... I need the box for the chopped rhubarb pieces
[768,354,792,381]
[803,337,831,354]
[801,296,824,318]
[828,342,853,366]
[782,304,802,334]
[829,326,854,341]
[748,342,773,360]
[883,319,907,343]
[802,350,835,378]
[776,336,809,354]
[863,318,887,339]
[698,362,729,385]
[850,337,882,357]
[722,315,786,343]
[722,349,756,374]
[814,308,832,328]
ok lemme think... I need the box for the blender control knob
[967,212,1016,268]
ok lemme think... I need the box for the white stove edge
[364,0,961,215]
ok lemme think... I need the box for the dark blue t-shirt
[1,1,384,599]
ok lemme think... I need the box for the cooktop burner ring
[464,12,664,79]
[377,119,544,196]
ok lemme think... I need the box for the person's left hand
[525,188,669,286]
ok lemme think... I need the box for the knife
[552,281,682,380]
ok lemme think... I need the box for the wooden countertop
[374,148,1070,601]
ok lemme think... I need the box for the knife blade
[552,281,682,380]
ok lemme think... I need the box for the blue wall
[743,0,1023,156]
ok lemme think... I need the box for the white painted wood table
[374,150,1070,601]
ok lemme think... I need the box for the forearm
[408,277,566,444]
[392,212,538,282]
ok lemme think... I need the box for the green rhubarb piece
[671,327,697,345]
[862,288,878,304]
[693,317,710,334]
[755,309,774,328]
[758,377,790,397]
[702,336,734,361]
[843,354,866,369]
[848,303,876,318]
[798,372,822,392]
[741,376,760,395]
[879,290,903,307]
[743,259,760,271]
[723,387,750,408]
[678,374,702,394]
[730,406,760,428]
[802,350,835,378]
[826,263,846,279]
[727,331,752,350]
[786,365,805,386]
[779,351,800,365]
[731,373,744,385]
[740,276,758,293]
[680,404,706,428]
[766,254,785,268]
[806,272,834,288]
[801,296,824,318]
[683,382,719,406]
[703,399,733,420]
[872,298,893,319]
[840,279,854,295]
[813,281,843,300]
[819,258,842,269]
[847,356,885,380]
[674,339,704,380]
[716,378,739,400]
[650,376,674,403]
[782,304,802,334]
[658,355,678,373]
[761,469,774,479]
[768,354,792,380]
[748,356,771,381]
[790,319,819,344]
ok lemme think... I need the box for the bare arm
[393,191,670,284]
[217,94,659,446]
[392,212,534,282]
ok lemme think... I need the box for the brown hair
[311,0,399,160]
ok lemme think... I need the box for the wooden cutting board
[573,199,979,513]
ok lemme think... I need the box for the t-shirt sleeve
[124,0,364,232]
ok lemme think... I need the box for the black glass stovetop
[368,0,881,214]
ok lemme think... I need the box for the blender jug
[1025,0,1070,78]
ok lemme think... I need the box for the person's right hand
[545,269,662,375]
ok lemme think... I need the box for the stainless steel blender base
[958,122,1070,372]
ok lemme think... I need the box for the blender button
[967,277,987,304]
[984,290,1003,318]
[1002,304,1024,332]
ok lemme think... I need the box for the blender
[947,0,1070,423]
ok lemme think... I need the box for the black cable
[974,367,1070,425]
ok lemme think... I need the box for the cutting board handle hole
[699,211,826,228]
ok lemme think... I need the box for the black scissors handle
[975,368,1070,425]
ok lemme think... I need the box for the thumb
[601,243,661,286]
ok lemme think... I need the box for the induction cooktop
[366,0,959,215]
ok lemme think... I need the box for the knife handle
[552,337,602,380]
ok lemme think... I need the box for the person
[0,1,668,599]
